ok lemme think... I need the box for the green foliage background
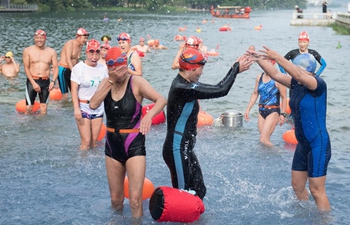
[10,0,308,12]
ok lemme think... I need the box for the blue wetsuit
[104,76,145,164]
[279,49,327,77]
[290,77,331,177]
[258,73,280,119]
[162,62,241,199]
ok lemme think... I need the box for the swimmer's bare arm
[64,41,75,70]
[23,47,41,92]
[244,74,260,121]
[89,78,113,109]
[128,53,142,76]
[50,50,59,90]
[171,42,185,70]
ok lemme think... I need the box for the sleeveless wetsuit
[280,49,327,77]
[290,77,331,177]
[258,73,280,119]
[25,78,50,105]
[104,76,145,164]
[58,65,72,94]
[128,52,136,71]
[162,62,241,199]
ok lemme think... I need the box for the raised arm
[244,74,260,121]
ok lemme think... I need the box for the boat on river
[210,5,252,19]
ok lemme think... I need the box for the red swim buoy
[16,99,40,113]
[149,186,205,223]
[97,123,106,141]
[283,129,298,145]
[49,88,62,101]
[124,176,154,200]
[142,103,166,125]
[219,26,231,32]
[197,110,214,126]
[136,50,145,58]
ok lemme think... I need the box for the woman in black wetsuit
[162,48,252,199]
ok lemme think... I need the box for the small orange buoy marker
[283,129,298,145]
[197,110,214,126]
[49,88,62,101]
[16,99,40,113]
[124,176,155,200]
[97,123,106,141]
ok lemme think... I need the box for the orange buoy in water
[49,88,62,101]
[97,123,106,141]
[124,176,155,200]
[16,99,40,113]
[283,129,298,145]
[254,24,262,30]
[174,35,186,41]
[197,110,214,126]
[142,103,166,125]
[136,50,145,58]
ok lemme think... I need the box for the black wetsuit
[162,62,241,199]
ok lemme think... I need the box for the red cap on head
[154,39,159,46]
[86,39,100,52]
[185,36,202,49]
[35,29,46,37]
[105,47,127,67]
[179,48,207,70]
[298,31,309,42]
[139,37,145,42]
[76,28,89,37]
[101,43,111,50]
[117,33,131,42]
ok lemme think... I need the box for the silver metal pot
[221,110,243,127]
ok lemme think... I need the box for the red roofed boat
[210,5,252,19]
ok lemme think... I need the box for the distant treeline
[13,0,308,12]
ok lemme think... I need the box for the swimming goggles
[180,54,207,65]
[106,56,126,67]
[117,37,130,41]
[88,49,100,54]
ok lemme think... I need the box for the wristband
[281,113,287,117]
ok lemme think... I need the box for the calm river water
[0,7,350,225]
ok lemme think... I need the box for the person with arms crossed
[162,48,252,199]
[248,47,331,211]
[22,29,58,115]
[71,39,108,150]
[58,28,89,100]
[0,51,20,77]
[89,47,166,218]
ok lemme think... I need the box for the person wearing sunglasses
[0,51,20,77]
[70,39,108,150]
[162,48,252,200]
[89,47,166,218]
[22,29,59,115]
[117,33,143,77]
[58,28,89,100]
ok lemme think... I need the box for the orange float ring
[142,103,166,125]
[97,123,107,141]
[124,176,154,200]
[15,99,40,113]
[197,110,214,126]
[282,129,298,145]
[49,88,62,101]
[174,35,186,41]
[219,26,231,32]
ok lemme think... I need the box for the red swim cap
[34,29,46,37]
[105,47,127,67]
[117,33,131,42]
[185,36,202,49]
[76,28,89,37]
[179,48,207,70]
[298,31,309,42]
[86,39,100,52]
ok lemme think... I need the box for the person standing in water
[58,28,89,100]
[0,51,20,77]
[248,47,331,211]
[163,48,252,199]
[22,29,58,115]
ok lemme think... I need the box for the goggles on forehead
[180,54,207,65]
[106,57,127,67]
[88,49,100,54]
[117,37,130,41]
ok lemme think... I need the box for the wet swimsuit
[58,64,72,94]
[258,73,280,119]
[128,52,136,71]
[290,77,331,177]
[162,62,241,199]
[279,49,327,77]
[25,77,50,105]
[104,76,145,164]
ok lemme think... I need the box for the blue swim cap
[292,53,317,73]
